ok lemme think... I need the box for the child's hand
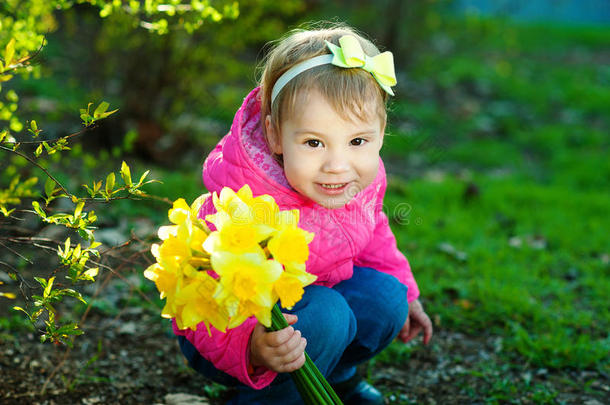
[249,313,307,373]
[398,299,433,345]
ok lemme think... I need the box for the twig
[0,240,33,264]
[0,123,96,145]
[0,34,46,74]
[0,144,72,199]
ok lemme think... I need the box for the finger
[252,322,267,338]
[275,330,303,356]
[280,336,307,365]
[398,317,410,343]
[281,352,306,373]
[283,313,298,325]
[405,323,422,343]
[266,326,295,347]
[422,316,434,345]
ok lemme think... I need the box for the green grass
[380,16,609,372]
[61,14,607,376]
[387,176,609,369]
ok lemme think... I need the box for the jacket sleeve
[171,195,277,389]
[173,318,276,389]
[354,175,420,303]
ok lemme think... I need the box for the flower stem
[270,304,343,404]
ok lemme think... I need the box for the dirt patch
[1,314,607,404]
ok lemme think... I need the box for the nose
[321,148,350,174]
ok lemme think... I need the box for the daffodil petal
[158,225,178,240]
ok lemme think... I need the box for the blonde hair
[258,23,389,144]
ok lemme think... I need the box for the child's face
[266,88,385,209]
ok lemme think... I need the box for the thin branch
[0,123,97,145]
[0,260,18,272]
[0,34,46,74]
[0,240,33,264]
[0,144,72,198]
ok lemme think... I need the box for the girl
[174,23,433,405]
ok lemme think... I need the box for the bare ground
[1,309,608,405]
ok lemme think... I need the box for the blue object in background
[452,0,610,25]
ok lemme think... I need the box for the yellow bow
[325,35,397,96]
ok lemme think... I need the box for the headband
[270,35,397,105]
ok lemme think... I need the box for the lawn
[372,17,610,402]
[1,14,608,405]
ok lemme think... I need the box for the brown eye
[351,138,366,146]
[306,140,321,148]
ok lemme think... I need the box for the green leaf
[105,172,115,195]
[55,322,83,337]
[34,277,46,288]
[137,170,150,186]
[93,101,109,119]
[4,38,15,66]
[32,201,46,218]
[74,201,84,218]
[43,276,55,298]
[120,161,132,186]
[72,244,81,259]
[0,205,15,217]
[61,289,87,304]
[12,306,30,319]
[83,184,94,197]
[35,143,43,157]
[82,267,99,281]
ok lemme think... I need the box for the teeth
[321,183,346,189]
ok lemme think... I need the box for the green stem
[270,304,343,404]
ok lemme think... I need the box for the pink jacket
[173,87,419,389]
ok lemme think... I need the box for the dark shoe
[333,374,384,405]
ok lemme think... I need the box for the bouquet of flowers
[145,185,343,404]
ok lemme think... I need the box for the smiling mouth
[319,183,348,189]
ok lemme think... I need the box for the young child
[174,23,433,405]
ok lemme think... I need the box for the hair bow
[324,35,397,96]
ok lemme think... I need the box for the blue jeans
[177,266,408,405]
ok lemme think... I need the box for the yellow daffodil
[274,273,306,310]
[206,185,280,229]
[190,193,210,218]
[274,263,317,309]
[208,186,253,226]
[284,262,318,285]
[228,300,272,329]
[273,208,300,230]
[144,262,183,321]
[144,262,179,300]
[145,188,335,405]
[168,198,192,225]
[202,220,271,256]
[155,235,191,271]
[268,227,315,265]
[189,225,209,254]
[158,224,177,240]
[147,188,316,330]
[175,273,229,333]
[211,250,283,327]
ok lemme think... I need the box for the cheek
[359,153,380,182]
[282,148,313,185]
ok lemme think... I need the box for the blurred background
[1,0,609,404]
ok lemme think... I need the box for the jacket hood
[202,86,384,211]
